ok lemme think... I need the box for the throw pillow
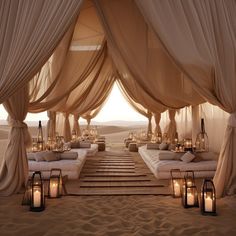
[44,152,60,162]
[27,153,36,161]
[34,151,47,162]
[79,142,91,148]
[60,152,78,160]
[146,143,159,150]
[159,142,169,150]
[70,141,80,148]
[180,151,195,163]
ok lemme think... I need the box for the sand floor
[0,194,236,236]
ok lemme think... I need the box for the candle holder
[201,179,217,216]
[30,171,45,212]
[182,171,199,208]
[22,179,32,205]
[170,169,182,198]
[184,138,193,151]
[48,169,62,198]
[46,137,55,151]
[157,132,162,144]
[32,138,38,152]
[195,118,209,152]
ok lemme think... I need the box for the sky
[0,83,146,122]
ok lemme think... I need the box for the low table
[95,141,106,151]
[128,142,138,152]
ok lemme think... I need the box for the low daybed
[28,149,87,179]
[138,145,218,179]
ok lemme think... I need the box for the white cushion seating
[28,149,87,179]
[138,145,218,179]
[71,144,98,156]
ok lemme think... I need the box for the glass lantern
[201,179,217,216]
[184,138,192,151]
[22,179,32,205]
[174,132,179,144]
[182,171,199,208]
[32,138,38,152]
[170,169,182,198]
[48,169,62,198]
[30,171,45,212]
[195,118,209,152]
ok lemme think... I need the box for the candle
[33,189,41,207]
[187,192,194,205]
[187,181,192,187]
[174,181,181,197]
[50,182,58,198]
[205,196,213,212]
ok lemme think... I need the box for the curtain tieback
[8,119,28,129]
[228,112,236,127]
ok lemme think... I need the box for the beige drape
[47,111,56,140]
[166,110,177,143]
[0,86,31,196]
[154,113,162,136]
[0,0,82,104]
[72,114,81,137]
[95,0,203,112]
[63,113,72,142]
[136,0,236,197]
[117,80,153,133]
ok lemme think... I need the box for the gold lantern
[48,169,62,198]
[30,171,45,212]
[182,171,199,208]
[37,120,44,151]
[201,179,217,216]
[32,138,38,152]
[184,138,192,151]
[195,118,209,152]
[170,169,182,198]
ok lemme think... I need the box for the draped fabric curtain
[47,111,56,140]
[63,113,72,142]
[117,79,153,133]
[154,113,162,135]
[0,0,82,104]
[166,110,177,143]
[72,114,81,137]
[94,0,203,113]
[136,0,236,197]
[0,86,31,196]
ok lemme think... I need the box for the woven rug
[66,150,171,196]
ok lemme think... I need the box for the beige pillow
[180,152,195,163]
[60,152,78,160]
[44,152,60,162]
[27,153,36,161]
[70,141,80,148]
[147,143,159,150]
[159,142,169,150]
[34,151,47,162]
[79,142,91,148]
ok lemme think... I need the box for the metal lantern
[48,169,62,198]
[170,169,182,198]
[195,118,209,152]
[32,138,38,152]
[182,171,199,208]
[184,138,192,151]
[30,171,45,212]
[37,120,44,151]
[174,132,179,144]
[201,179,217,216]
[157,132,162,143]
[22,179,32,205]
[71,130,77,141]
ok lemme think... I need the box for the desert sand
[0,123,236,236]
